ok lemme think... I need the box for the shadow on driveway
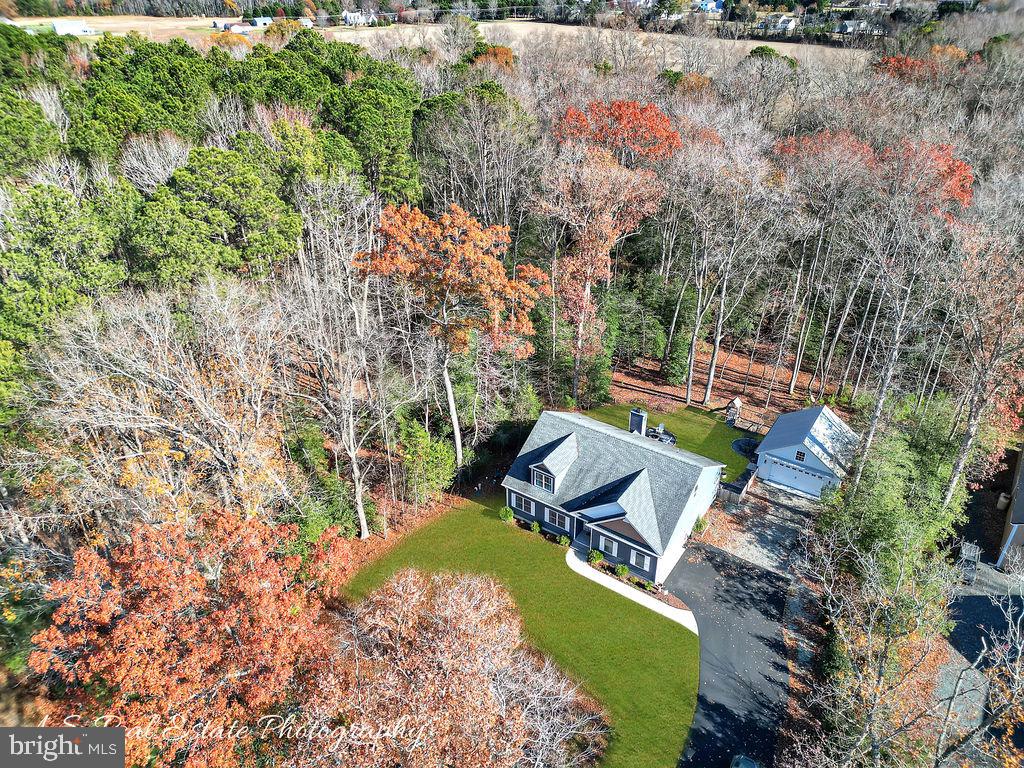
[666,543,791,768]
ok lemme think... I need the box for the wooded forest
[1,7,1024,768]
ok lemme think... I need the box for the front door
[573,516,589,544]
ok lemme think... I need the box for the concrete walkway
[564,548,700,635]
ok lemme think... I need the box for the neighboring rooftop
[757,405,859,477]
[502,411,724,555]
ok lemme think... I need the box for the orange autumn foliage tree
[473,44,515,72]
[556,100,683,167]
[874,54,938,83]
[539,143,664,402]
[358,204,549,466]
[29,514,333,768]
[880,139,974,213]
[545,101,680,402]
[288,570,606,768]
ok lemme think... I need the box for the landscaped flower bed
[586,550,688,611]
[499,506,690,611]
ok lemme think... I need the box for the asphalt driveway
[666,543,791,768]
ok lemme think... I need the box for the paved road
[666,543,791,768]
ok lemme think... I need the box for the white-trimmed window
[631,550,651,571]
[598,535,618,557]
[532,468,555,493]
[545,509,569,530]
[795,450,806,462]
[510,493,534,514]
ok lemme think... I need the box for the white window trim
[598,535,618,557]
[532,468,554,493]
[510,493,534,514]
[545,508,568,530]
[588,527,658,558]
[630,550,651,571]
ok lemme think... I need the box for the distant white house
[253,16,274,28]
[52,19,97,36]
[298,17,315,28]
[756,405,859,499]
[229,23,255,34]
[760,12,798,32]
[836,18,873,34]
[342,10,378,25]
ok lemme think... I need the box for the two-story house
[501,410,724,584]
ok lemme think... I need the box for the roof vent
[628,408,648,435]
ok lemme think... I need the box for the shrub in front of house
[693,516,709,535]
[558,534,571,547]
[643,581,658,593]
[588,549,604,565]
[498,506,514,523]
[530,521,541,534]
[614,564,629,579]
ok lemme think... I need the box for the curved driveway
[666,543,791,768]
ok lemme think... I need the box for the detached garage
[756,405,859,499]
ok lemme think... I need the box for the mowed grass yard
[345,498,700,768]
[586,402,748,481]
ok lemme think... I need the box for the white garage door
[760,457,829,498]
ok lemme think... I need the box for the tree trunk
[703,291,728,406]
[942,387,986,509]
[662,277,689,368]
[442,357,465,467]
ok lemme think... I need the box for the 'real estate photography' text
[4,715,426,766]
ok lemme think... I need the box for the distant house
[342,10,378,25]
[756,405,859,499]
[836,19,870,34]
[502,410,724,583]
[692,0,723,12]
[775,14,798,31]
[229,23,255,34]
[298,17,315,28]
[52,19,97,36]
[761,12,798,31]
[252,16,274,28]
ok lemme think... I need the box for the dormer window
[795,450,806,462]
[532,468,555,493]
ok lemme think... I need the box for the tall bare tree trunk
[442,356,464,468]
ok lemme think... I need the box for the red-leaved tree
[29,514,333,768]
[556,100,682,167]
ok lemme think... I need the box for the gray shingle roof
[535,432,578,479]
[757,405,860,477]
[502,411,724,555]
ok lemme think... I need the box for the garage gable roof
[758,405,859,477]
[502,411,723,555]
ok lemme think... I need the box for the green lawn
[345,498,700,768]
[586,402,748,481]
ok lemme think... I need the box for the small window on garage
[795,450,806,462]
[630,550,650,571]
